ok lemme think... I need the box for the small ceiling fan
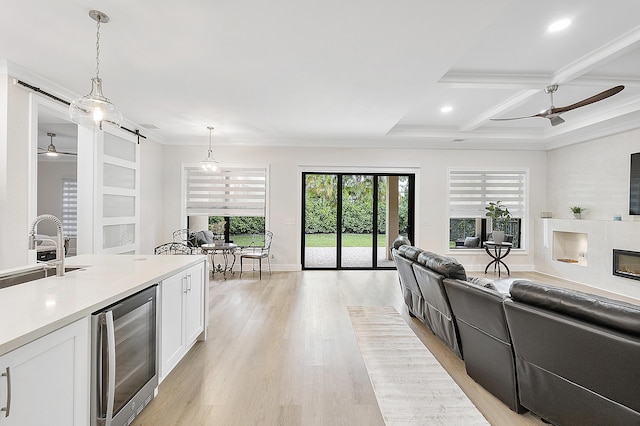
[490,84,625,126]
[38,132,77,156]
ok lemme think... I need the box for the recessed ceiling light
[440,105,453,113]
[548,19,571,32]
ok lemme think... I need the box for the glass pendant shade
[69,10,121,129]
[70,77,122,128]
[200,153,220,172]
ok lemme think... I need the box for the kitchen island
[0,254,208,426]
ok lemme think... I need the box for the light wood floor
[132,269,612,426]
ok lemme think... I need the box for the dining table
[200,242,238,279]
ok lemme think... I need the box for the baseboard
[229,263,301,273]
[463,263,535,273]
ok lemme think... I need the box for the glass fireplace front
[613,249,640,281]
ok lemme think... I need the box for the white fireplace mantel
[534,218,640,299]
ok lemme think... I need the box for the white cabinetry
[160,260,206,381]
[0,318,89,426]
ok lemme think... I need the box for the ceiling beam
[438,72,550,89]
[553,25,640,84]
[387,124,541,140]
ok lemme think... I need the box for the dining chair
[172,229,201,253]
[154,242,194,255]
[239,230,273,280]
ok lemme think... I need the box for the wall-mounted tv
[630,153,640,215]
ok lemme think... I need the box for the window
[185,166,268,244]
[61,179,77,238]
[185,166,267,217]
[207,216,265,246]
[448,169,526,249]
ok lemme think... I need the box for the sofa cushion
[392,235,412,249]
[397,245,423,261]
[416,251,466,281]
[510,280,640,337]
[468,276,497,291]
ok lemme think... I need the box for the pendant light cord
[95,15,101,80]
[208,126,214,154]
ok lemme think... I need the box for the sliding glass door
[302,172,414,270]
[303,174,338,268]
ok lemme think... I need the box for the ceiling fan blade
[490,114,539,122]
[38,150,77,156]
[551,85,624,114]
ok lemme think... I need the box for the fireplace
[613,249,640,281]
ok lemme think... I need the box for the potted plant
[570,206,587,219]
[485,201,511,244]
[209,219,226,240]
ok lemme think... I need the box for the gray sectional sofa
[392,240,640,424]
[504,281,640,425]
[391,242,522,412]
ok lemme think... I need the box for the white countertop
[0,254,206,356]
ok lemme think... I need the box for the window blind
[449,170,526,218]
[185,166,267,217]
[61,179,78,237]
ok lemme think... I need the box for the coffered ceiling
[1,0,640,150]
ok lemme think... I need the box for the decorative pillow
[468,276,497,291]
[463,236,480,248]
[195,230,215,245]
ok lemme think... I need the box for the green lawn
[305,233,386,247]
[230,234,259,247]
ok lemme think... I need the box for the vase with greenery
[209,219,226,240]
[570,206,587,219]
[485,201,511,244]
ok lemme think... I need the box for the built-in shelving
[553,231,587,266]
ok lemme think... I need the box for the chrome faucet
[28,214,65,277]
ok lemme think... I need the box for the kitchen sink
[0,266,84,290]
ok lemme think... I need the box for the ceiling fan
[491,84,625,126]
[38,132,77,157]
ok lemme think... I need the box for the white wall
[162,145,547,272]
[0,73,31,268]
[546,128,640,220]
[538,127,640,298]
[139,138,165,254]
[0,73,8,267]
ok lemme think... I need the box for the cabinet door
[160,270,186,379]
[0,318,89,426]
[184,261,205,346]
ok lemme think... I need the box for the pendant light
[200,126,220,172]
[69,10,122,130]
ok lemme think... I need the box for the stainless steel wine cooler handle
[1,367,10,417]
[104,311,116,426]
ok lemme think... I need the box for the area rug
[348,306,488,425]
